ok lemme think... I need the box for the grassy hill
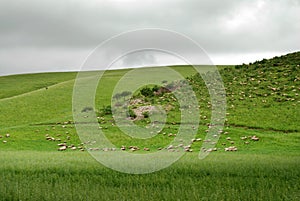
[0,52,299,200]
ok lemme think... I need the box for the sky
[0,0,299,76]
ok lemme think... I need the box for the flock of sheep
[45,132,259,152]
[1,129,260,153]
[0,133,10,144]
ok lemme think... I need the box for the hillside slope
[188,51,300,131]
[0,52,299,151]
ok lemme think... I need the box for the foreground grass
[0,151,299,201]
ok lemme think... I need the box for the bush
[142,111,150,118]
[152,85,160,93]
[127,108,137,119]
[99,105,112,115]
[140,87,153,97]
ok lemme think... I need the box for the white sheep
[58,146,67,151]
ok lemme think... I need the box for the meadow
[0,52,299,200]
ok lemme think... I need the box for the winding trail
[0,78,76,102]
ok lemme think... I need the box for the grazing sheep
[121,146,126,151]
[0,135,2,138]
[130,147,137,152]
[3,140,7,144]
[178,143,184,147]
[5,134,10,138]
[71,147,77,150]
[230,141,235,144]
[244,141,250,145]
[224,146,237,151]
[203,139,211,143]
[184,145,192,152]
[143,147,150,151]
[226,137,231,140]
[251,136,260,141]
[57,143,67,147]
[206,148,217,152]
[58,146,67,151]
[240,136,247,140]
[167,145,174,150]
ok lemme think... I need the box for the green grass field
[0,52,299,200]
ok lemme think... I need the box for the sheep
[206,148,217,152]
[58,146,67,151]
[130,147,137,152]
[240,136,247,140]
[3,140,7,144]
[224,146,237,151]
[143,147,150,151]
[178,143,184,147]
[167,145,174,150]
[203,139,211,143]
[184,145,192,152]
[121,146,126,151]
[251,136,260,141]
[5,134,10,138]
[57,143,67,147]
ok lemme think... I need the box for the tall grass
[0,151,299,201]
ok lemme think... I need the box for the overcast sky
[0,0,299,76]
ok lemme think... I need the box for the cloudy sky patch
[0,0,299,75]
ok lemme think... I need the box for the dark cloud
[0,0,299,75]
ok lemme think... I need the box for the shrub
[140,87,153,97]
[127,108,137,119]
[99,105,112,116]
[152,85,160,93]
[142,111,150,118]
